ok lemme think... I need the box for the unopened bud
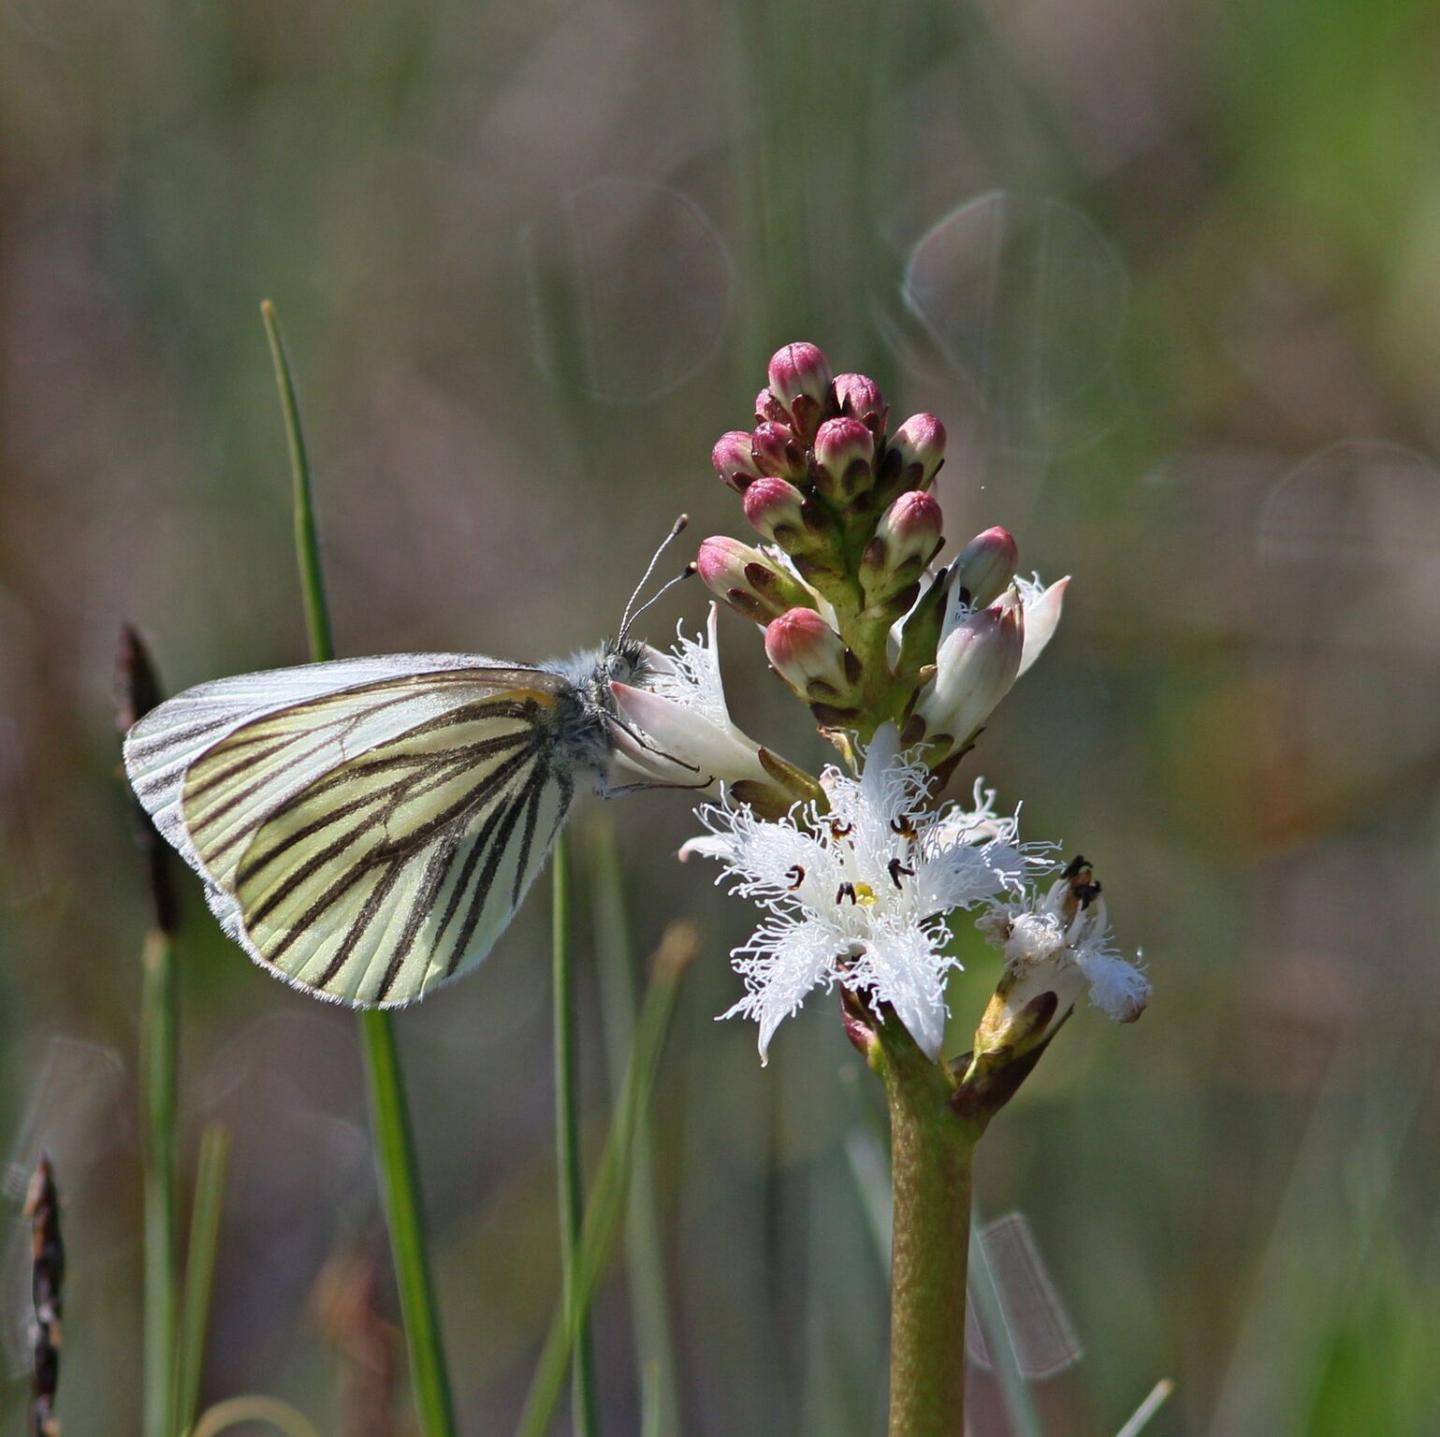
[947,526,1018,615]
[755,387,789,426]
[712,431,763,493]
[906,588,1023,752]
[812,417,874,503]
[832,372,889,435]
[742,476,809,546]
[750,421,808,482]
[886,413,946,490]
[764,608,858,703]
[862,491,944,601]
[767,342,833,441]
[696,536,815,622]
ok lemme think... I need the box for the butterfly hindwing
[124,655,578,1005]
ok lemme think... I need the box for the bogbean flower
[681,726,1036,1061]
[971,857,1149,1074]
[682,339,1143,1078]
[610,605,804,816]
[667,341,1147,1434]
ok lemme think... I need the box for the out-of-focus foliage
[3,0,1439,1431]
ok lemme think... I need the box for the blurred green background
[4,0,1440,1431]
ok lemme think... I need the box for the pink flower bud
[764,607,856,700]
[888,413,947,489]
[750,421,808,481]
[863,491,944,597]
[910,589,1024,749]
[949,526,1018,612]
[696,536,815,622]
[812,417,874,502]
[755,387,790,426]
[712,431,762,492]
[832,372,889,435]
[742,477,808,545]
[767,342,833,441]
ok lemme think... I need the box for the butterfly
[122,523,696,1009]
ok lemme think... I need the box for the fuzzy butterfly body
[124,643,645,1007]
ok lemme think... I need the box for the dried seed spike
[25,1154,63,1437]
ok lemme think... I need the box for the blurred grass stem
[518,922,696,1437]
[118,626,181,1437]
[141,931,179,1437]
[553,833,601,1435]
[176,1124,231,1437]
[262,299,457,1437]
[588,820,681,1435]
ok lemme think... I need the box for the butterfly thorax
[554,636,651,770]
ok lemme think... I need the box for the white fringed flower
[609,604,771,792]
[979,864,1149,1036]
[681,724,1040,1061]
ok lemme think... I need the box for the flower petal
[1075,947,1149,1022]
[1017,576,1068,677]
[610,681,767,786]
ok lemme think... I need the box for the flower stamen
[888,857,916,889]
[786,864,806,891]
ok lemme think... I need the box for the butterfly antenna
[618,514,690,642]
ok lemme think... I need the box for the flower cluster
[616,341,1147,1074]
[682,725,1040,1062]
[697,342,1067,776]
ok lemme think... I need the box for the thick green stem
[140,928,178,1437]
[875,1023,978,1437]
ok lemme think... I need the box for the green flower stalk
[679,342,1150,1435]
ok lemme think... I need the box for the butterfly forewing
[125,656,579,1006]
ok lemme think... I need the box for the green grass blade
[260,300,333,663]
[361,1013,458,1436]
[587,819,681,1436]
[175,1123,231,1435]
[518,922,697,1437]
[118,625,181,1437]
[553,833,600,1435]
[261,298,456,1437]
[140,930,178,1437]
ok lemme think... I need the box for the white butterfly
[123,534,703,1009]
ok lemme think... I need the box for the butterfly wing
[124,655,579,1005]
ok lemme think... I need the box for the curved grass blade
[175,1124,231,1437]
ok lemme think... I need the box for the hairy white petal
[1016,574,1068,678]
[1075,945,1150,1022]
[722,919,842,1062]
[688,728,1050,1061]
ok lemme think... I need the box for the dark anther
[1062,853,1090,879]
[830,820,854,839]
[836,882,858,905]
[890,817,917,839]
[785,864,805,891]
[1074,880,1103,909]
[888,857,915,889]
